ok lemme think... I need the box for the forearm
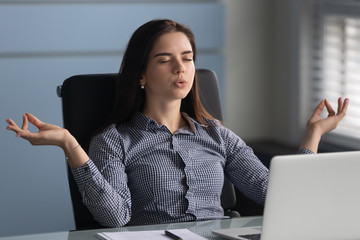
[72,160,132,227]
[84,186,132,227]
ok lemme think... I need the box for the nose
[174,58,185,74]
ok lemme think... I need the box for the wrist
[61,130,79,153]
[59,130,89,169]
[300,126,322,153]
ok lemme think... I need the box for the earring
[140,77,145,89]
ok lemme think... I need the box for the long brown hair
[110,19,214,126]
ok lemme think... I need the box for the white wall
[224,0,273,141]
[224,0,304,146]
[269,0,304,145]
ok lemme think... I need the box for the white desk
[0,216,263,240]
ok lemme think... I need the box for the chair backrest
[58,68,238,230]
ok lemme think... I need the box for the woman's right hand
[6,113,71,148]
[6,113,89,168]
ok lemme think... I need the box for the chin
[177,92,191,100]
[171,89,190,99]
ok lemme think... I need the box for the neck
[142,100,186,134]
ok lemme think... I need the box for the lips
[174,79,187,88]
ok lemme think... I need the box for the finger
[25,113,45,129]
[21,114,29,131]
[6,118,18,127]
[313,100,325,116]
[324,99,335,116]
[13,129,38,142]
[6,117,38,141]
[338,98,349,117]
[337,97,343,114]
[6,118,21,132]
[6,120,27,137]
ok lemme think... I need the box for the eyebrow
[153,50,193,58]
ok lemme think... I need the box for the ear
[139,76,146,85]
[139,76,146,88]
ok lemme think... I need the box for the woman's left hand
[300,97,349,153]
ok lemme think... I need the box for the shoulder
[194,117,240,143]
[201,117,233,136]
[92,124,122,144]
[203,118,247,148]
[88,124,127,166]
[89,124,127,156]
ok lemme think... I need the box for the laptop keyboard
[241,234,261,240]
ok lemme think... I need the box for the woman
[6,19,349,227]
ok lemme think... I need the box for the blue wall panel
[0,3,223,53]
[0,1,224,237]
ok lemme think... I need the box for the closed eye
[153,50,193,62]
[183,58,193,62]
[159,59,170,63]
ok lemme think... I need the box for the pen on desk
[165,230,183,240]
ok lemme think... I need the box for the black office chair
[57,69,240,230]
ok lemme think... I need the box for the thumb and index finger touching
[6,113,45,136]
[23,113,45,129]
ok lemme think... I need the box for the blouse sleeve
[71,126,132,227]
[219,125,314,206]
[219,126,269,206]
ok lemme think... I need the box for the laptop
[212,151,360,240]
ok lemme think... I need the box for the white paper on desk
[97,228,206,240]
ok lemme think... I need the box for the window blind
[313,1,360,140]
